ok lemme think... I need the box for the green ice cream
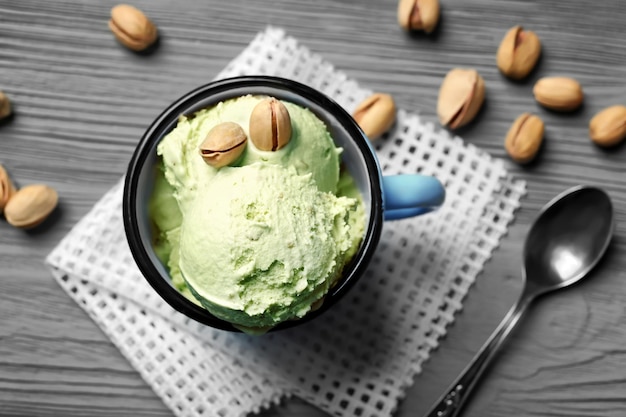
[149,95,365,330]
[158,95,341,207]
[180,163,359,328]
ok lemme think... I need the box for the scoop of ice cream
[149,95,366,331]
[178,163,358,328]
[157,95,341,209]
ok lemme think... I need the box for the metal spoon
[426,185,615,417]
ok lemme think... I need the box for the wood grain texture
[0,0,624,416]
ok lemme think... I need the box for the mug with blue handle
[123,76,445,332]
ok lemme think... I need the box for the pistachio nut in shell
[352,93,396,141]
[397,0,440,33]
[4,184,58,229]
[199,122,247,168]
[0,90,11,120]
[108,4,158,51]
[0,164,16,213]
[437,68,486,129]
[249,98,292,151]
[496,25,542,80]
[533,77,583,112]
[505,113,545,164]
[589,105,626,147]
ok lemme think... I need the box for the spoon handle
[424,293,534,417]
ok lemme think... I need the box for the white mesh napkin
[46,27,526,417]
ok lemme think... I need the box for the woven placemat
[46,27,526,417]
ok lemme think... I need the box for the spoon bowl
[524,186,614,295]
[426,185,614,417]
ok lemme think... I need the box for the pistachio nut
[4,184,58,229]
[199,122,247,168]
[496,26,542,80]
[0,164,16,213]
[437,68,486,129]
[352,93,396,141]
[0,91,12,120]
[397,0,440,34]
[533,77,583,112]
[249,98,292,151]
[108,4,158,51]
[504,113,545,164]
[589,105,626,147]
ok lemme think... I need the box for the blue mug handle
[382,175,446,220]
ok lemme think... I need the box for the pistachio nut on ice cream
[149,95,365,333]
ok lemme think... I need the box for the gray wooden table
[1,0,625,416]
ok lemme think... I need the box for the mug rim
[122,75,384,332]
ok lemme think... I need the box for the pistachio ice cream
[149,95,365,331]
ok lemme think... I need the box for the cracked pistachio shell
[249,98,292,151]
[4,184,58,229]
[589,105,626,147]
[437,68,486,129]
[496,25,542,80]
[533,77,583,112]
[397,0,440,34]
[352,93,396,141]
[108,4,158,51]
[0,164,16,213]
[505,113,545,164]
[199,122,247,168]
[0,91,11,120]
